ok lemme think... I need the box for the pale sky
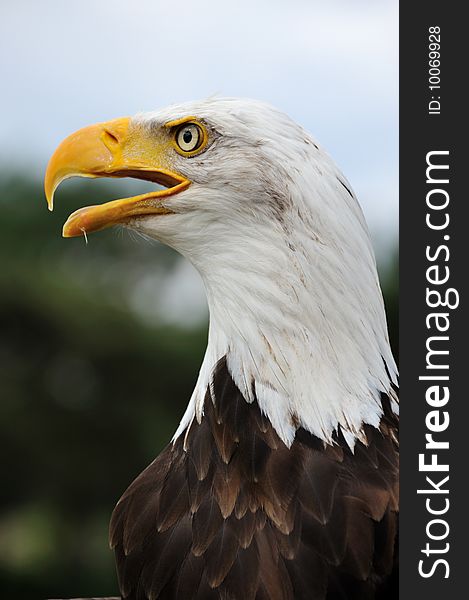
[1,0,398,242]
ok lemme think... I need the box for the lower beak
[44,117,190,238]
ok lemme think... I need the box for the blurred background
[0,1,398,598]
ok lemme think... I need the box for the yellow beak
[44,117,190,238]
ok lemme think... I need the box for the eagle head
[45,97,397,448]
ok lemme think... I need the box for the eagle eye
[175,123,204,154]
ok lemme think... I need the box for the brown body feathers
[109,358,399,599]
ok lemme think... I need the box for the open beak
[44,117,190,237]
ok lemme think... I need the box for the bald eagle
[45,98,399,600]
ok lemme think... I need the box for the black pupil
[183,129,193,144]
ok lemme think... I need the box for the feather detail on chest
[110,358,398,600]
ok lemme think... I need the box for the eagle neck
[173,228,398,449]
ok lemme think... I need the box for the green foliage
[0,175,398,599]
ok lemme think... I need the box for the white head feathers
[130,97,398,448]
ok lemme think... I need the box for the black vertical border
[400,3,466,598]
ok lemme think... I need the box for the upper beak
[44,117,190,237]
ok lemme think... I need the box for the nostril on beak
[102,129,120,149]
